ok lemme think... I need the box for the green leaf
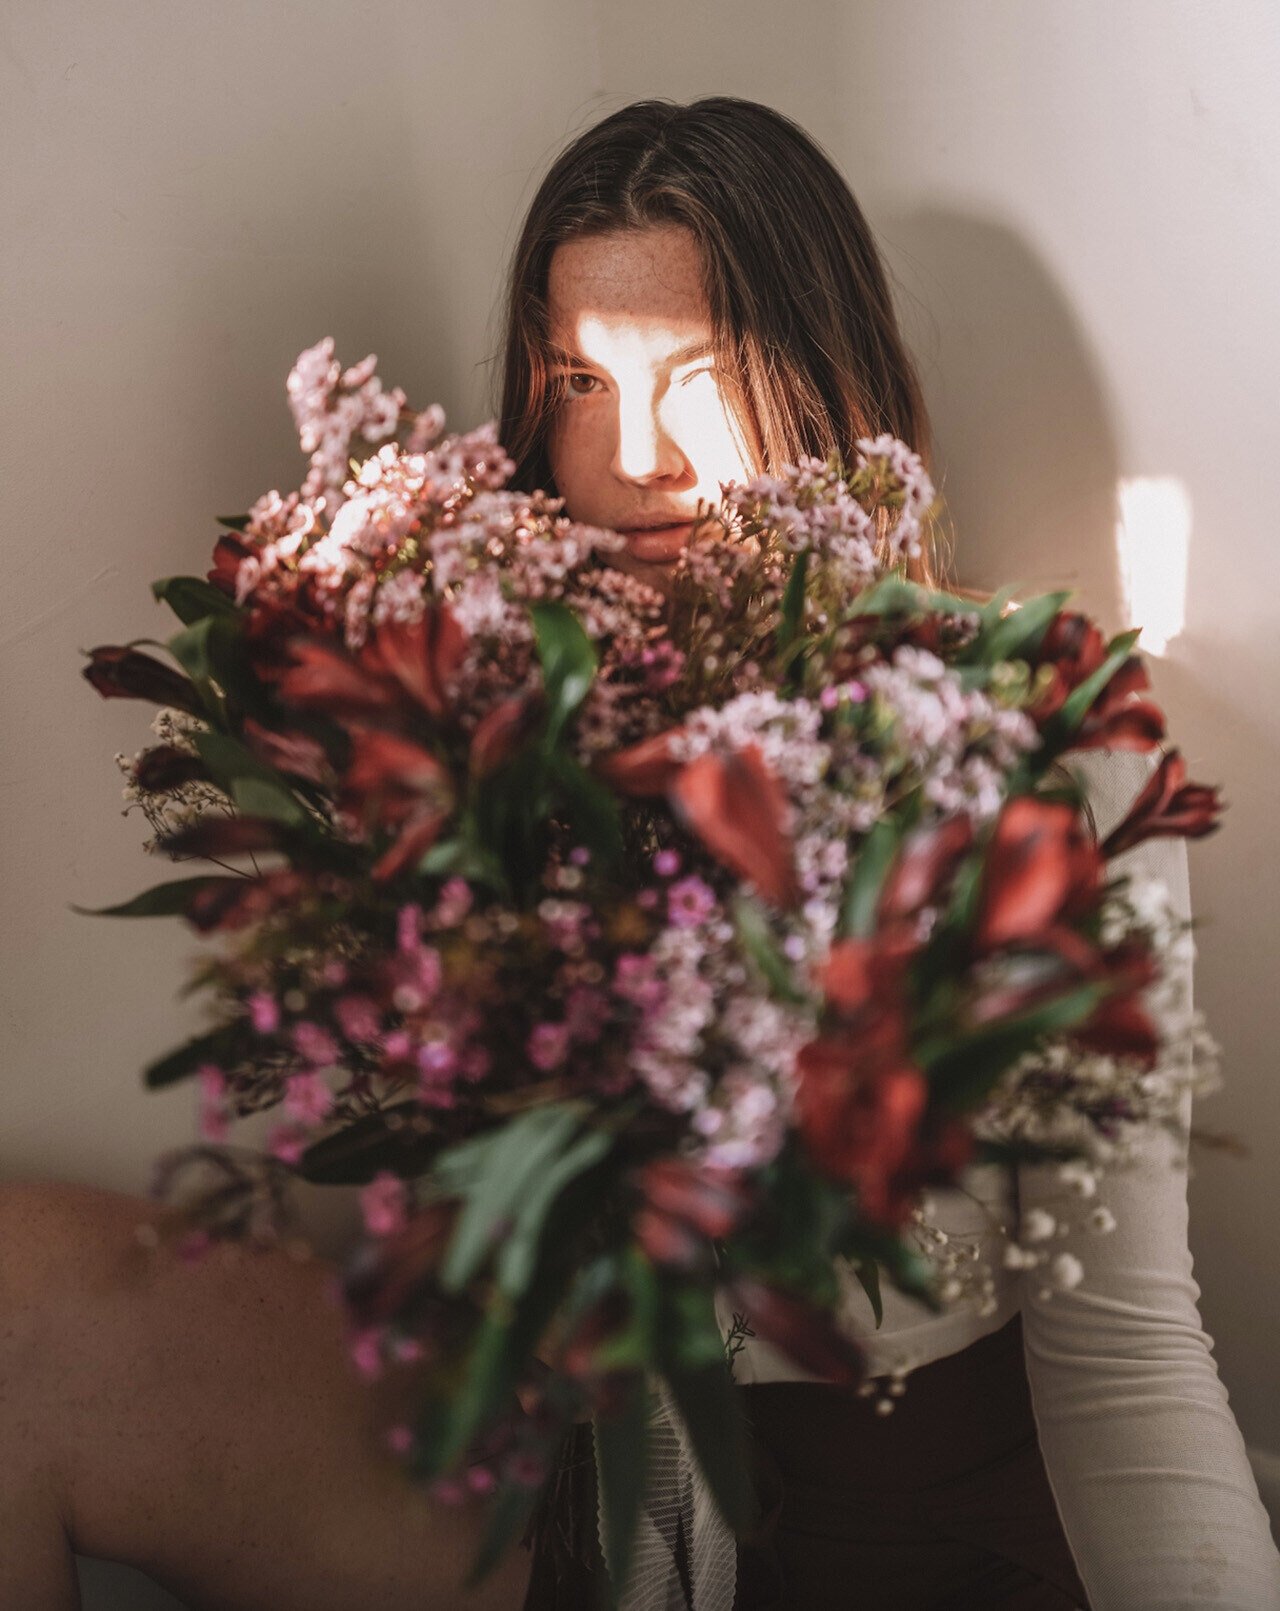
[977,589,1071,667]
[777,549,810,654]
[732,893,807,1005]
[193,731,307,825]
[166,616,228,723]
[839,817,901,939]
[215,514,252,532]
[70,875,238,919]
[594,1373,653,1598]
[440,1105,588,1293]
[846,574,975,620]
[416,835,511,894]
[546,751,625,869]
[152,575,239,627]
[1056,630,1142,734]
[920,982,1107,1113]
[143,1022,243,1089]
[495,1125,614,1298]
[530,601,597,752]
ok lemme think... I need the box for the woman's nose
[611,394,689,485]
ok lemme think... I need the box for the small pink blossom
[397,902,425,953]
[385,1424,414,1456]
[613,953,665,1010]
[653,848,681,878]
[431,877,473,927]
[283,1071,335,1125]
[348,1325,385,1380]
[247,992,280,1034]
[527,1021,570,1071]
[416,1040,458,1084]
[667,875,717,929]
[266,1122,308,1165]
[291,1020,340,1068]
[335,994,381,1043]
[359,1170,408,1237]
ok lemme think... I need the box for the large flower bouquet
[82,339,1223,1594]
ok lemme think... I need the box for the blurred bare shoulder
[0,1178,532,1610]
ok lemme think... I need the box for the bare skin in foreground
[0,1180,535,1610]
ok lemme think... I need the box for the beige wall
[4,9,1278,1601]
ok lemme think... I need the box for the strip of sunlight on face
[1116,476,1192,656]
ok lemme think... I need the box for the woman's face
[545,223,763,593]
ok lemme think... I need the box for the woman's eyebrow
[547,337,714,369]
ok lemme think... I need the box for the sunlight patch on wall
[1116,476,1191,656]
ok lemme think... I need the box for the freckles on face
[543,224,762,581]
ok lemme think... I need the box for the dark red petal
[594,727,689,796]
[671,743,800,910]
[82,646,205,718]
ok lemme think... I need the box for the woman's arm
[1017,757,1280,1610]
[0,1178,534,1611]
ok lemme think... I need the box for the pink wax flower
[266,1123,308,1166]
[431,876,473,927]
[335,993,381,1044]
[283,1070,335,1124]
[667,875,717,929]
[348,1325,385,1381]
[416,1040,458,1083]
[653,848,681,878]
[291,1020,339,1068]
[247,991,280,1034]
[385,1424,414,1456]
[527,1020,570,1071]
[397,902,425,953]
[359,1170,408,1237]
[613,953,664,1010]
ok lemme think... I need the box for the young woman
[495,97,1280,1610]
[2,95,1277,1611]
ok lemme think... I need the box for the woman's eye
[566,371,599,396]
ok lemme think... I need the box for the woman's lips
[620,522,695,563]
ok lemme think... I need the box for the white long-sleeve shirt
[609,750,1280,1611]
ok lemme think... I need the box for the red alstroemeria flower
[876,815,976,925]
[1029,611,1166,752]
[793,1011,929,1228]
[360,607,468,723]
[594,725,690,795]
[632,1157,757,1270]
[241,716,332,786]
[184,868,311,933]
[469,690,545,780]
[973,796,1103,952]
[340,726,455,883]
[597,730,799,910]
[1101,748,1224,858]
[277,603,469,730]
[82,645,205,718]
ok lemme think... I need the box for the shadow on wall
[873,203,1280,1470]
[879,206,1125,629]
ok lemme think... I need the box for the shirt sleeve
[1016,754,1280,1610]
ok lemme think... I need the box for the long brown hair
[495,96,949,584]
